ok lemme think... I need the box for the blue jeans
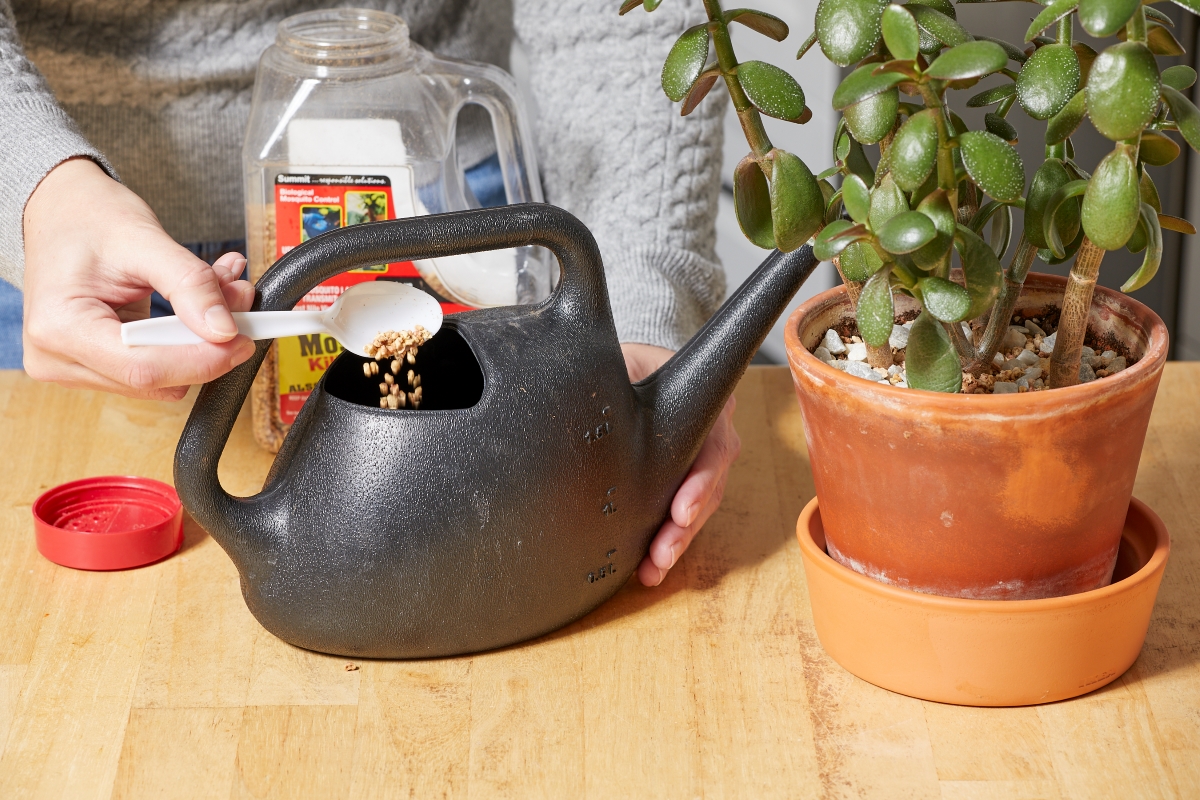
[0,154,507,369]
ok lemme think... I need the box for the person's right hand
[22,157,256,401]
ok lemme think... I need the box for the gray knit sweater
[0,0,725,350]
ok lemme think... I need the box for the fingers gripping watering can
[175,204,818,658]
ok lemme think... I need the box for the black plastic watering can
[174,204,817,657]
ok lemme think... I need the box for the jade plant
[621,0,1197,391]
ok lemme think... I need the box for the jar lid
[33,476,183,570]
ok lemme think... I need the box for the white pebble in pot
[822,329,847,355]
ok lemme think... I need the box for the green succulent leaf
[816,0,889,66]
[1067,47,1095,86]
[1016,43,1080,120]
[844,88,900,144]
[1144,6,1176,26]
[1038,227,1085,265]
[1162,85,1200,152]
[1024,0,1078,43]
[988,202,1013,258]
[1086,42,1161,142]
[680,65,721,115]
[833,64,906,110]
[1078,0,1140,37]
[974,35,1028,64]
[733,156,775,249]
[967,83,1017,108]
[845,134,878,185]
[662,25,711,102]
[882,4,921,61]
[905,310,962,392]
[825,190,845,225]
[958,131,1026,202]
[1025,158,1080,249]
[912,189,957,270]
[926,40,1008,80]
[1161,65,1197,92]
[878,211,939,254]
[839,239,885,281]
[1126,213,1148,254]
[909,163,940,208]
[890,109,939,191]
[906,4,973,47]
[1122,202,1163,292]
[618,0,645,15]
[1045,90,1087,145]
[857,268,897,346]
[797,30,820,60]
[768,149,825,252]
[874,59,923,80]
[1081,146,1140,250]
[1139,132,1181,167]
[842,174,872,223]
[1141,170,1162,214]
[918,276,971,322]
[1159,213,1198,234]
[835,126,852,161]
[725,8,790,41]
[1042,179,1089,257]
[1142,24,1187,57]
[739,61,808,121]
[954,224,1004,318]
[869,172,909,230]
[814,220,869,261]
[984,112,1019,143]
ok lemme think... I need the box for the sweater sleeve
[0,2,116,288]
[513,0,726,351]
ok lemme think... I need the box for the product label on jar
[273,172,471,424]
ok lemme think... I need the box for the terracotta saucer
[796,497,1170,706]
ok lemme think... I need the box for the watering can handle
[174,204,609,541]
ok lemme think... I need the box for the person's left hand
[621,343,742,587]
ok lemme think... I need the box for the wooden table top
[1,365,1197,799]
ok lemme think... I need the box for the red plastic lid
[33,476,183,570]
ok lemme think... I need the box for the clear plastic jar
[243,8,550,450]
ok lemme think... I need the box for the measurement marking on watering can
[587,549,619,583]
[583,407,613,445]
[601,486,617,516]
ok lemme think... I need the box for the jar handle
[434,57,542,205]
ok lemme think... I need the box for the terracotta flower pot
[784,273,1168,600]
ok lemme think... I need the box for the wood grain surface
[0,365,1196,799]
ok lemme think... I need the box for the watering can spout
[640,245,819,468]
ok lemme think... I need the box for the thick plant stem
[1049,237,1105,388]
[833,257,893,368]
[1127,7,1147,43]
[703,0,773,159]
[946,320,976,362]
[918,83,959,212]
[970,235,1038,372]
[958,182,978,226]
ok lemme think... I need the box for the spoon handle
[121,310,328,346]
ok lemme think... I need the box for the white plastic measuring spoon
[120,281,443,357]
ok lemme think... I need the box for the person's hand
[622,343,742,587]
[22,157,256,401]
